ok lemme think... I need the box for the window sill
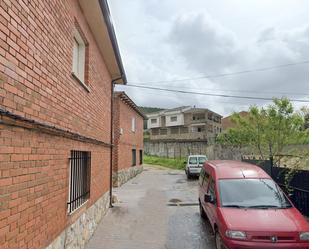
[67,199,89,216]
[71,72,90,93]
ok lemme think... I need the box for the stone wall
[144,140,252,160]
[145,140,309,160]
[46,192,109,249]
[113,165,143,187]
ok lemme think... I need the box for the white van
[185,155,207,179]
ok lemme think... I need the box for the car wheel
[199,200,206,219]
[187,173,191,179]
[215,230,223,249]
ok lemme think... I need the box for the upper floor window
[72,29,86,84]
[170,116,177,122]
[132,117,136,132]
[151,118,157,124]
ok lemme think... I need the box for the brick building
[0,1,126,248]
[222,111,248,130]
[112,92,144,187]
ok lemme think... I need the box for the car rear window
[189,157,198,164]
[198,157,207,164]
[189,156,207,164]
[219,179,292,209]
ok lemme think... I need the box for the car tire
[187,172,191,179]
[215,230,223,249]
[199,200,206,219]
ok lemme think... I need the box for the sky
[108,0,309,116]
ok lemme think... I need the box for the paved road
[86,165,216,249]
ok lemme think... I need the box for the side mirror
[204,194,215,204]
[288,193,294,198]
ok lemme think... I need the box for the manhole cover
[169,198,182,203]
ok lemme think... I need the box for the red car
[198,160,309,249]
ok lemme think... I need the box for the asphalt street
[86,165,216,249]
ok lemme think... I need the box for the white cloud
[110,0,309,116]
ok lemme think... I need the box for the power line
[136,82,309,97]
[127,60,309,84]
[124,84,309,103]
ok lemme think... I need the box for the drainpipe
[109,82,115,208]
[109,77,122,208]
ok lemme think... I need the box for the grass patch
[144,155,186,170]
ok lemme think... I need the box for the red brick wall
[0,0,113,248]
[0,125,110,249]
[0,0,112,141]
[113,96,143,172]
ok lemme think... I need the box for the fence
[242,157,309,217]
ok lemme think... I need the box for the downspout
[109,77,122,208]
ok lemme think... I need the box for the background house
[222,111,249,130]
[0,1,125,248]
[146,106,222,143]
[113,92,144,187]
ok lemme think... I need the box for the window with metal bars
[68,150,91,213]
[132,149,136,166]
[139,150,143,165]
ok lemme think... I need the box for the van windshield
[219,179,292,209]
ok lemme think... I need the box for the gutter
[98,0,127,206]
[99,0,127,84]
[109,77,123,208]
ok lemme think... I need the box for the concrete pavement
[85,165,215,249]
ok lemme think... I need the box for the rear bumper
[223,238,309,249]
[187,167,201,175]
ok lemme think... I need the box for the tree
[217,98,305,159]
[301,106,309,130]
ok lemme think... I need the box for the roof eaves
[114,91,146,118]
[99,0,127,84]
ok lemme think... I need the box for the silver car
[185,155,207,179]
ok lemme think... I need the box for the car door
[200,170,210,215]
[205,177,217,227]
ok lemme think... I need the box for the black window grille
[132,149,136,166]
[139,150,143,165]
[68,150,91,213]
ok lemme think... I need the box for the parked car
[185,155,207,179]
[198,160,309,249]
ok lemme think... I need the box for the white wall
[165,114,184,127]
[147,116,160,128]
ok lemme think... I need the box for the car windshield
[219,179,292,209]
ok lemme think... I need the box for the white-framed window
[151,118,157,124]
[72,30,86,83]
[170,116,177,122]
[132,117,136,132]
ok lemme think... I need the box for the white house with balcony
[146,106,222,142]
